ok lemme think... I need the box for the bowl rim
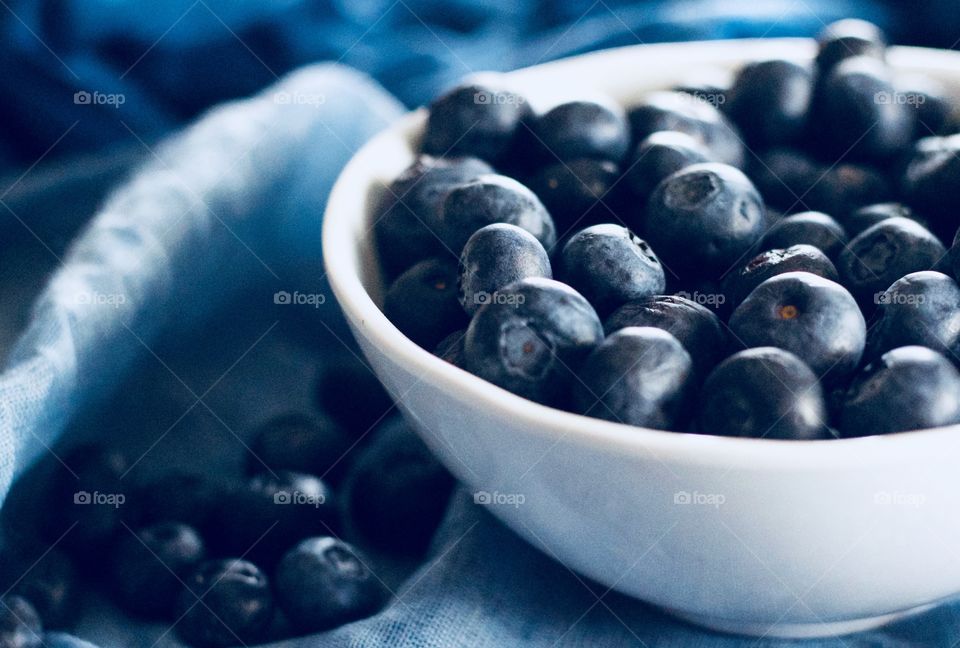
[323,38,960,471]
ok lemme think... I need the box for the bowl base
[664,603,936,639]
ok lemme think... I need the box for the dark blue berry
[723,244,839,310]
[727,59,813,147]
[175,559,273,647]
[841,202,917,237]
[527,158,621,232]
[749,148,822,211]
[558,224,664,317]
[625,130,711,204]
[573,327,694,430]
[867,271,960,361]
[275,537,387,632]
[458,223,552,316]
[464,278,603,405]
[384,257,468,350]
[814,19,886,75]
[644,162,765,280]
[898,75,953,137]
[758,212,847,261]
[840,346,960,436]
[729,271,866,382]
[901,134,960,228]
[531,99,630,163]
[246,413,351,484]
[0,596,42,648]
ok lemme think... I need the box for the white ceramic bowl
[324,39,960,638]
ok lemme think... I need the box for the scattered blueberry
[384,257,468,350]
[867,271,960,361]
[726,59,813,147]
[758,211,847,260]
[0,596,42,648]
[840,346,960,436]
[530,99,630,163]
[246,413,352,484]
[527,158,621,232]
[458,223,552,316]
[698,347,829,439]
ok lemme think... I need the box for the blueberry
[628,91,744,167]
[527,158,621,232]
[815,56,914,161]
[558,224,664,317]
[275,537,387,632]
[729,271,866,382]
[464,277,603,405]
[384,257,468,350]
[624,130,711,203]
[127,472,226,534]
[749,148,823,211]
[375,155,493,277]
[343,416,453,556]
[901,134,960,227]
[315,357,394,438]
[840,346,960,436]
[176,559,273,647]
[837,217,946,305]
[758,212,847,261]
[211,471,337,566]
[867,271,960,361]
[811,162,890,217]
[246,413,352,484]
[698,347,829,440]
[458,223,552,316]
[604,295,726,379]
[433,329,467,367]
[897,75,953,137]
[530,99,630,163]
[723,244,839,310]
[726,59,813,147]
[814,19,886,74]
[438,174,556,255]
[422,80,530,164]
[573,327,694,430]
[111,522,206,618]
[644,162,765,280]
[841,202,918,237]
[4,550,77,630]
[0,596,42,648]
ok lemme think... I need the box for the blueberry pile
[0,358,452,647]
[379,19,960,440]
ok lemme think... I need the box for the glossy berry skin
[901,134,960,227]
[840,346,960,437]
[814,19,886,74]
[573,327,694,430]
[434,329,467,367]
[458,223,552,316]
[628,91,744,167]
[422,80,530,164]
[275,537,388,633]
[604,295,725,379]
[867,271,960,361]
[816,56,914,162]
[384,257,468,350]
[837,217,946,306]
[530,99,630,163]
[726,59,813,147]
[246,413,351,483]
[5,549,77,630]
[759,212,847,260]
[464,278,603,405]
[111,522,206,618]
[0,596,42,648]
[344,416,453,556]
[625,130,711,203]
[558,225,665,317]
[375,155,492,277]
[315,357,394,438]
[644,163,765,280]
[527,158,621,232]
[698,347,829,440]
[438,174,556,255]
[127,472,227,534]
[842,202,917,237]
[723,244,839,310]
[176,559,273,648]
[729,271,866,382]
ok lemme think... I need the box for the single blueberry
[0,596,42,648]
[644,162,765,280]
[558,224,665,317]
[315,357,394,438]
[726,59,813,147]
[527,158,622,232]
[723,244,839,310]
[111,522,206,618]
[758,212,848,260]
[275,537,388,633]
[438,174,556,255]
[573,327,694,430]
[530,99,630,163]
[842,202,919,237]
[422,79,531,164]
[604,295,726,379]
[698,347,829,440]
[901,134,960,229]
[840,346,960,436]
[384,257,469,350]
[814,19,886,74]
[837,217,946,306]
[729,271,866,382]
[464,277,603,405]
[458,223,552,316]
[246,413,352,484]
[624,130,712,204]
[867,271,960,361]
[175,559,273,648]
